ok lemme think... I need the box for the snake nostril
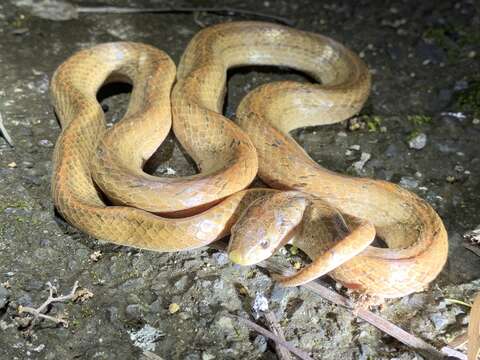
[260,239,270,249]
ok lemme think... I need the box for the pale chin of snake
[50,21,448,299]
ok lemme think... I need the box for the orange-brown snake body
[51,22,448,299]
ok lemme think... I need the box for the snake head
[228,192,308,265]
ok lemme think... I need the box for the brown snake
[51,21,448,299]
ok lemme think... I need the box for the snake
[50,21,448,299]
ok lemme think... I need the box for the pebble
[408,133,427,150]
[202,352,215,360]
[174,275,189,291]
[349,144,361,151]
[106,306,119,324]
[252,293,269,316]
[0,285,9,309]
[385,144,399,158]
[352,152,371,173]
[429,312,453,331]
[473,118,480,125]
[253,335,267,353]
[212,252,229,266]
[125,304,143,320]
[38,139,53,147]
[399,177,419,189]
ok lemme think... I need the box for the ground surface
[0,0,479,359]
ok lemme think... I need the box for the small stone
[216,315,234,331]
[168,303,180,314]
[174,275,189,291]
[252,293,269,317]
[32,344,45,353]
[212,252,229,266]
[408,133,427,150]
[106,306,119,324]
[429,312,452,331]
[89,250,102,262]
[0,285,9,309]
[349,144,361,151]
[253,335,267,352]
[473,118,480,125]
[399,177,419,189]
[337,131,347,137]
[125,304,143,320]
[468,50,476,58]
[7,162,17,168]
[454,165,464,172]
[352,152,371,173]
[38,139,53,147]
[202,352,215,360]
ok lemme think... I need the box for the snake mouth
[229,249,257,266]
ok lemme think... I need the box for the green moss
[423,27,450,47]
[364,115,383,132]
[422,25,480,62]
[407,115,432,127]
[456,79,480,118]
[407,129,421,141]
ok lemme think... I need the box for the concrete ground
[0,0,479,359]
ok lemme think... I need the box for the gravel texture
[0,1,479,359]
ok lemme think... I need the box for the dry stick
[18,281,79,329]
[76,6,295,26]
[0,112,14,147]
[467,293,480,360]
[463,243,480,257]
[210,241,466,359]
[264,310,294,360]
[448,333,468,349]
[141,351,166,360]
[232,315,314,360]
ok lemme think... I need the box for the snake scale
[51,21,448,299]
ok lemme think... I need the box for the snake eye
[260,239,270,249]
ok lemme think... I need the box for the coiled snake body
[51,22,448,298]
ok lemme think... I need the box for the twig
[210,241,466,359]
[76,6,295,26]
[141,351,166,360]
[467,293,480,360]
[463,243,480,257]
[17,281,79,329]
[0,112,14,147]
[448,333,468,349]
[231,314,314,360]
[264,310,294,360]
